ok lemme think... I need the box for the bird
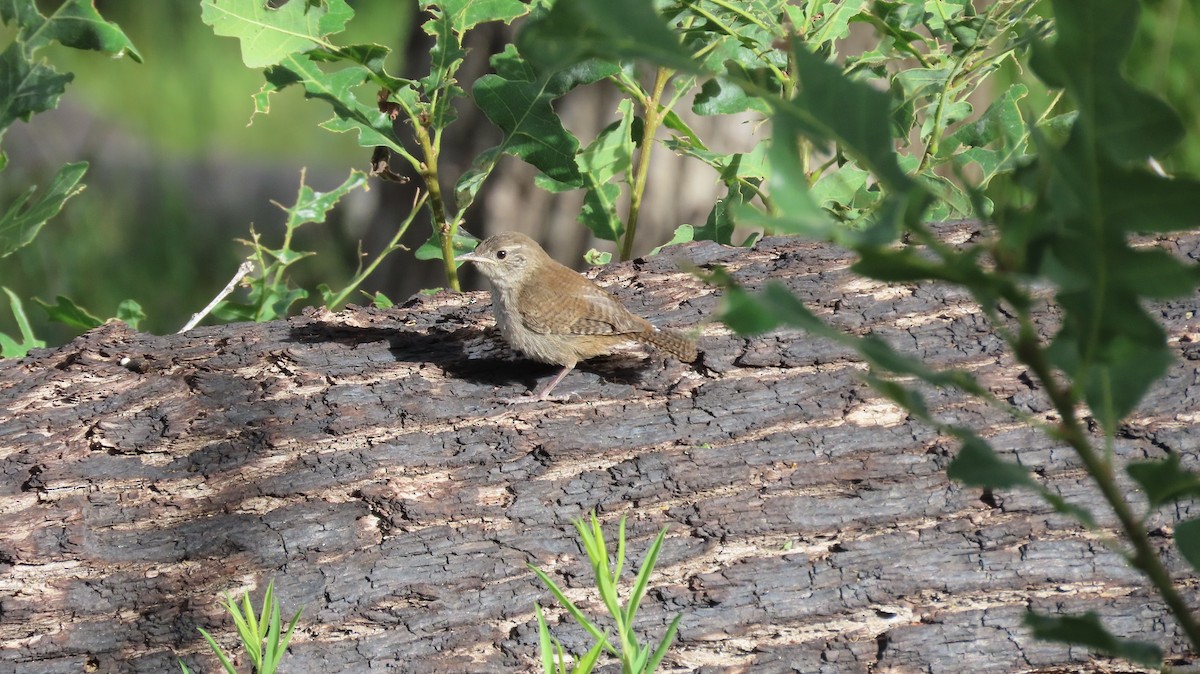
[458,232,697,401]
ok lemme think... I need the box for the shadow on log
[2,223,1198,673]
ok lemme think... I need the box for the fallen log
[1,223,1197,673]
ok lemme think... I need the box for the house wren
[459,232,697,400]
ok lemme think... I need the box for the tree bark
[1,223,1198,673]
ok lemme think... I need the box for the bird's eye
[495,250,508,260]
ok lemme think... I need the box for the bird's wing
[518,264,648,336]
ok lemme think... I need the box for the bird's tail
[638,325,698,362]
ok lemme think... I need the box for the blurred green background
[1,0,1197,348]
[2,1,416,345]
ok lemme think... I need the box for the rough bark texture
[2,224,1199,673]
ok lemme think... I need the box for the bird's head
[458,232,550,290]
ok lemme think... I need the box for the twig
[178,261,254,333]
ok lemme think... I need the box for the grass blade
[527,564,614,653]
[625,526,668,625]
[574,639,605,673]
[613,516,627,586]
[258,580,275,640]
[240,592,264,667]
[645,613,683,672]
[197,627,240,674]
[536,604,557,674]
[263,597,282,674]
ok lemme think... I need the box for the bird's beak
[458,250,486,264]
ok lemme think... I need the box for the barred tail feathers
[637,325,698,362]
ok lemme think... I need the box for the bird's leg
[532,363,575,399]
[503,363,575,403]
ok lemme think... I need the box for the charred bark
[2,223,1198,673]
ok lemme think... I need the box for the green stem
[622,67,672,262]
[1017,322,1200,652]
[324,192,428,309]
[269,169,307,295]
[412,121,460,291]
[916,57,964,173]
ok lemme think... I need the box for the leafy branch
[0,0,140,355]
[506,0,1200,666]
[203,0,530,291]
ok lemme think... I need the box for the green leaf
[527,563,612,654]
[267,287,307,321]
[872,0,927,31]
[262,247,315,266]
[35,295,102,331]
[809,161,875,216]
[866,375,931,421]
[454,146,501,213]
[0,43,74,133]
[428,0,529,33]
[0,287,44,358]
[583,249,612,266]
[0,161,87,257]
[369,290,393,308]
[693,77,771,116]
[575,639,604,672]
[1127,455,1200,510]
[717,282,781,335]
[625,525,668,626]
[228,171,368,330]
[1023,611,1162,667]
[697,180,754,245]
[662,137,768,184]
[893,66,954,108]
[805,0,868,46]
[649,224,694,256]
[1031,0,1182,164]
[861,336,988,394]
[947,432,1036,490]
[473,46,618,186]
[671,0,787,84]
[1007,0,1200,436]
[1046,301,1172,436]
[736,114,836,239]
[1096,164,1200,236]
[115,299,144,330]
[942,84,1030,186]
[0,0,142,61]
[211,301,257,322]
[1174,518,1200,576]
[575,98,635,241]
[709,275,836,338]
[260,53,406,152]
[201,0,353,68]
[268,604,301,674]
[517,0,694,74]
[418,6,466,129]
[417,230,479,261]
[578,183,622,240]
[283,169,369,228]
[780,38,914,194]
[946,428,1094,526]
[852,246,949,283]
